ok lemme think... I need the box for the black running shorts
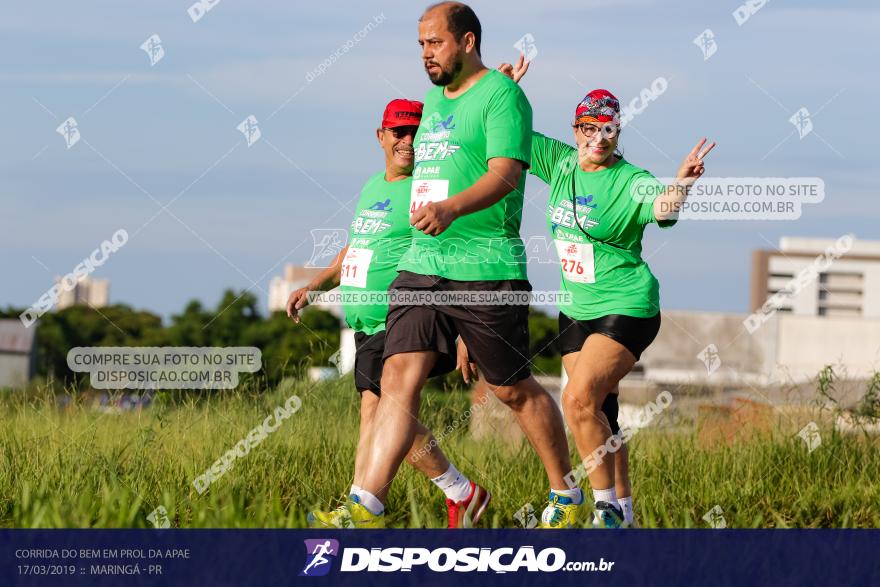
[382,271,532,386]
[557,311,661,361]
[354,329,455,395]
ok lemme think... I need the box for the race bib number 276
[554,240,595,284]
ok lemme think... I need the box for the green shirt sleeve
[529,132,576,185]
[634,170,677,228]
[485,79,532,169]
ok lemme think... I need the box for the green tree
[205,290,262,346]
[31,305,164,381]
[247,308,340,384]
[166,300,212,346]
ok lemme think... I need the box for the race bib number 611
[340,247,373,288]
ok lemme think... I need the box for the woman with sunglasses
[499,60,715,528]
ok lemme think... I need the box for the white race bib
[410,179,449,216]
[555,240,595,284]
[340,247,373,288]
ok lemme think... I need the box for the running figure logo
[789,107,813,139]
[431,115,456,132]
[697,344,722,375]
[237,115,262,147]
[693,29,717,61]
[513,33,538,61]
[140,34,165,66]
[56,117,80,149]
[299,539,340,577]
[368,198,392,211]
[306,229,347,268]
[575,195,596,208]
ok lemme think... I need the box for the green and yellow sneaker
[538,491,582,528]
[592,501,625,528]
[307,503,351,528]
[345,494,385,529]
[308,494,385,528]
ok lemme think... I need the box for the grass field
[2,377,879,528]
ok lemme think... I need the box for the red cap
[381,99,423,128]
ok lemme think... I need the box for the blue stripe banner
[3,529,878,585]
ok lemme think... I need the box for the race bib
[340,247,373,288]
[410,179,449,216]
[555,240,595,284]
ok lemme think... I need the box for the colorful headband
[574,89,621,125]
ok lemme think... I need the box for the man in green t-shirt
[287,99,489,528]
[353,2,576,528]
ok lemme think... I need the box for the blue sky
[2,0,877,319]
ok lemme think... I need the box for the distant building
[617,237,880,394]
[56,276,109,310]
[636,309,880,388]
[267,265,321,313]
[267,264,343,319]
[269,264,353,375]
[751,236,880,317]
[0,320,36,388]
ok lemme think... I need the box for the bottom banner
[3,529,877,586]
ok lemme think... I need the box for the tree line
[1,290,562,389]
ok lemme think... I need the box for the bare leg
[352,391,380,488]
[353,391,450,487]
[359,351,437,503]
[563,354,633,500]
[406,424,451,479]
[561,335,635,493]
[487,375,572,490]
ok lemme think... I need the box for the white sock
[353,488,384,516]
[431,464,472,502]
[350,484,362,496]
[551,486,583,504]
[618,496,634,525]
[592,486,617,506]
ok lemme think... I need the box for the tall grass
[1,378,878,528]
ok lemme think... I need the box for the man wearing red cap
[287,98,489,528]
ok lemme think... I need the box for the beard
[426,56,463,86]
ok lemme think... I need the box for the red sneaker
[446,481,491,528]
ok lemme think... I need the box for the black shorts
[354,330,455,395]
[383,271,532,387]
[558,311,660,361]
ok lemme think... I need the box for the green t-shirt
[529,132,675,320]
[340,172,412,334]
[397,69,533,281]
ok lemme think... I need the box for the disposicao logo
[300,539,339,577]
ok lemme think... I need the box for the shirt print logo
[432,114,455,132]
[352,199,394,235]
[416,112,460,157]
[550,195,599,233]
[368,199,392,211]
[415,141,460,162]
